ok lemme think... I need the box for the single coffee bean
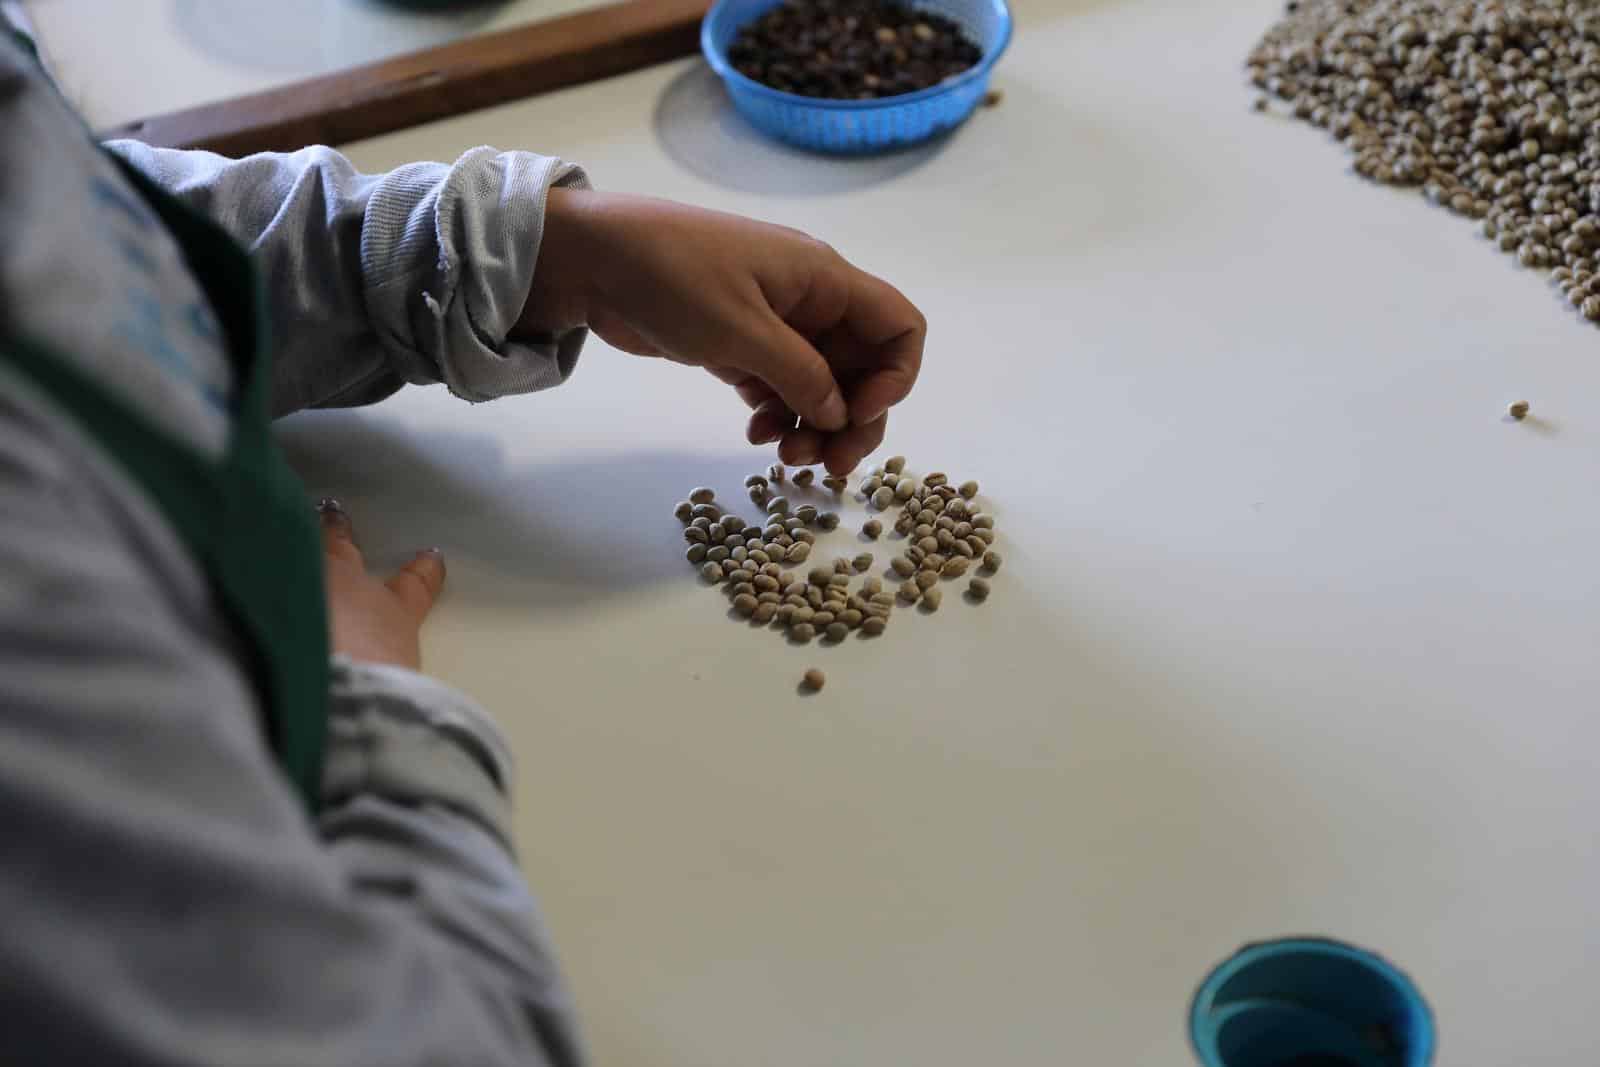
[862,518,883,539]
[802,668,826,691]
[689,487,715,505]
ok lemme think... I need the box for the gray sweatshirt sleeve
[103,140,591,412]
[0,369,584,1067]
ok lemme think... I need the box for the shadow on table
[173,0,505,75]
[276,408,763,610]
[653,63,953,196]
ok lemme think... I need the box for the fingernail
[316,498,349,529]
[420,547,444,559]
[819,389,848,431]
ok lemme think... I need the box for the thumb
[386,548,446,622]
[733,314,849,432]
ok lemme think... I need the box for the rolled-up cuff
[362,147,591,403]
[321,656,516,849]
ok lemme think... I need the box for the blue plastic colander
[701,0,1013,154]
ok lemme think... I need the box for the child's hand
[518,190,926,475]
[317,499,445,672]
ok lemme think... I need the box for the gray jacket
[1,30,589,1067]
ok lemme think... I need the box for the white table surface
[60,0,1600,1061]
[21,0,611,128]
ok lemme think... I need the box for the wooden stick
[101,0,711,155]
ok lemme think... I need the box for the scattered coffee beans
[675,460,998,681]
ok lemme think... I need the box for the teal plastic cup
[1189,938,1436,1067]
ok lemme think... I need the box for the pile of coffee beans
[727,0,983,100]
[676,454,999,662]
[1248,0,1600,325]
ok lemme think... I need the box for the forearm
[104,140,592,412]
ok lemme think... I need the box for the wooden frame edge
[99,0,711,155]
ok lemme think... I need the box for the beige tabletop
[48,0,1600,1062]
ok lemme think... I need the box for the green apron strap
[0,159,331,811]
